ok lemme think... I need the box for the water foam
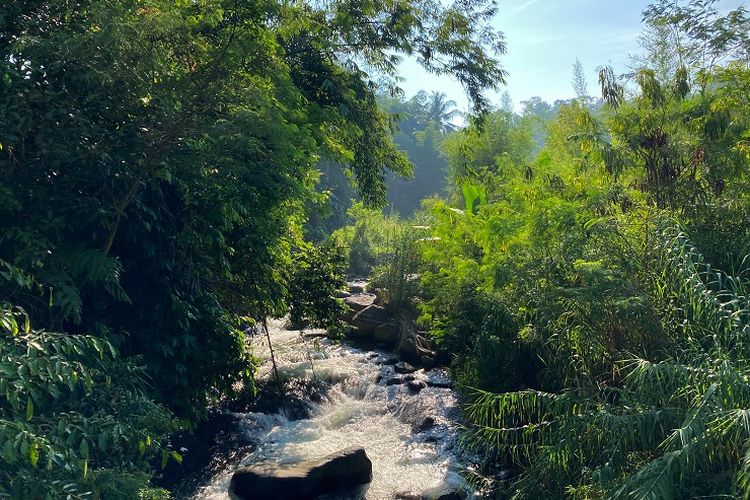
[191,320,471,499]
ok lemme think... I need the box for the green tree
[441,109,535,194]
[641,0,750,75]
[572,58,590,101]
[0,267,174,499]
[0,0,507,419]
[425,91,462,132]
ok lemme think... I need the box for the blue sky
[396,0,744,112]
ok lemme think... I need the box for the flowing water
[190,318,474,499]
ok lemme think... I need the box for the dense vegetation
[0,0,503,496]
[332,1,750,497]
[4,0,750,498]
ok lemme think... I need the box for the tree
[500,91,514,114]
[637,0,750,78]
[441,109,535,194]
[520,96,554,121]
[571,57,591,103]
[0,268,174,498]
[424,91,462,132]
[380,92,452,216]
[0,0,507,419]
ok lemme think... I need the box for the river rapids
[189,318,475,499]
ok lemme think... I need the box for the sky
[396,0,744,113]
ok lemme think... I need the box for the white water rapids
[191,318,474,499]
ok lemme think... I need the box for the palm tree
[424,91,462,132]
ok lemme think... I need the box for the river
[188,318,475,499]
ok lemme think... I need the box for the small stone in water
[436,492,463,500]
[416,417,435,432]
[395,362,417,374]
[394,492,422,500]
[407,380,427,392]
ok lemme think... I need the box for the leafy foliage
[0,275,174,499]
[464,226,750,499]
[330,202,408,277]
[392,3,750,497]
[287,242,347,330]
[0,0,505,419]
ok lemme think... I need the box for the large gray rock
[351,304,393,334]
[436,493,463,500]
[344,293,376,312]
[394,361,416,374]
[374,321,399,344]
[407,380,427,392]
[420,355,435,370]
[229,447,372,500]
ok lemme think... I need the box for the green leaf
[28,443,38,467]
[25,397,34,421]
[79,439,89,459]
[461,182,486,214]
[3,440,17,463]
[98,433,108,453]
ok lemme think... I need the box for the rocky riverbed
[172,314,475,500]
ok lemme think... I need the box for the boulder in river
[229,447,372,500]
[420,355,435,370]
[351,304,393,334]
[394,493,423,500]
[344,293,376,312]
[379,356,399,365]
[415,416,436,432]
[348,281,368,294]
[407,380,427,393]
[434,349,453,367]
[374,321,399,344]
[436,492,464,500]
[397,333,435,364]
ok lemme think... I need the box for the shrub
[330,202,407,277]
[464,224,750,499]
[370,225,423,313]
[0,269,175,499]
[286,241,347,329]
